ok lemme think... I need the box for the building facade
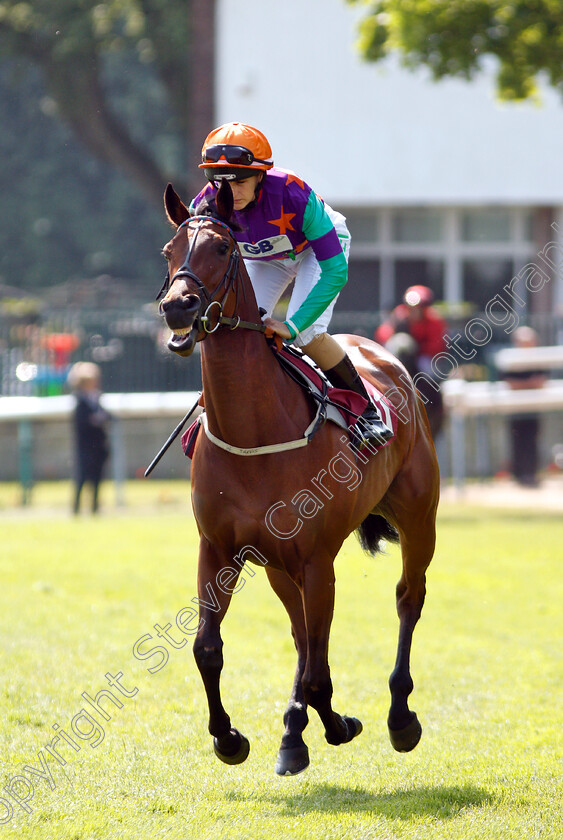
[213,0,563,344]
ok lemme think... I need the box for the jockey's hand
[262,317,292,340]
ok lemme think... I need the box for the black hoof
[343,715,363,743]
[274,745,310,776]
[213,728,250,765]
[325,715,363,746]
[388,713,422,752]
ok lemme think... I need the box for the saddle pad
[275,345,398,438]
[180,351,398,460]
[181,418,201,459]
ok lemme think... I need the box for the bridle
[157,215,265,335]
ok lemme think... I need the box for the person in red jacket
[375,286,447,437]
[375,285,446,375]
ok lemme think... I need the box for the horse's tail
[356,513,399,556]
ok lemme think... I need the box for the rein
[157,215,265,335]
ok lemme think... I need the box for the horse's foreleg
[193,539,249,765]
[300,560,363,748]
[265,568,310,776]
[388,528,435,752]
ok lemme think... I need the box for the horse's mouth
[167,325,198,357]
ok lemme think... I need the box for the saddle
[181,343,397,459]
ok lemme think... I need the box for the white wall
[216,0,563,207]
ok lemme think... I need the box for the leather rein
[157,215,266,335]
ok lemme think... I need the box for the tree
[347,1,563,101]
[0,61,170,294]
[0,0,214,206]
[0,1,216,294]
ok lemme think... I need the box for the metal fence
[0,308,202,396]
[1,306,561,398]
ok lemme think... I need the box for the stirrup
[352,407,393,449]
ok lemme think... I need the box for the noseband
[157,216,265,335]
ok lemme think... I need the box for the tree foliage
[0,0,189,205]
[348,1,563,100]
[0,1,198,293]
[0,61,170,294]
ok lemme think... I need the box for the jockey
[191,121,392,445]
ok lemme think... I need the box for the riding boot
[324,354,393,446]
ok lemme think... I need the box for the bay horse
[158,180,440,775]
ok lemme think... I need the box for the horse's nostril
[161,293,199,314]
[183,294,200,309]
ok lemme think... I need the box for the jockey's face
[225,173,262,210]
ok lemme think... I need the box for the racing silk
[191,168,348,338]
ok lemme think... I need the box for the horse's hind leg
[388,508,437,752]
[265,568,310,776]
[192,539,249,765]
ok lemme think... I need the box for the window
[461,209,511,242]
[392,209,443,242]
[522,210,534,242]
[341,210,378,243]
[341,258,380,309]
[462,258,514,309]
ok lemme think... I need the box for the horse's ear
[164,183,190,227]
[216,180,234,222]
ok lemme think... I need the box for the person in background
[375,285,447,437]
[374,285,447,375]
[68,362,111,514]
[503,326,547,488]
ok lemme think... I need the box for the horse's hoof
[213,728,250,765]
[343,716,363,743]
[388,713,422,752]
[326,715,363,745]
[274,745,310,776]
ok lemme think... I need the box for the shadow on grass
[226,783,493,820]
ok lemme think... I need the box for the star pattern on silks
[285,172,306,190]
[268,204,296,236]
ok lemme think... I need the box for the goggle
[202,144,270,167]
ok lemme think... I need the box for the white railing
[442,343,563,485]
[0,392,201,504]
[2,373,562,494]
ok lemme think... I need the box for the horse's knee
[193,642,223,676]
[283,699,309,732]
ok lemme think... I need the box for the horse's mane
[194,182,242,232]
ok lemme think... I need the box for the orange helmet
[404,285,434,307]
[199,122,274,179]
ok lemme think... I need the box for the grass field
[0,480,561,839]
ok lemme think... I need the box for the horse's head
[158,182,246,357]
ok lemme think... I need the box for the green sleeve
[285,192,348,338]
[285,252,348,338]
[301,188,336,240]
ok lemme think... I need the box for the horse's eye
[218,242,229,256]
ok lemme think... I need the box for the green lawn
[0,481,561,839]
